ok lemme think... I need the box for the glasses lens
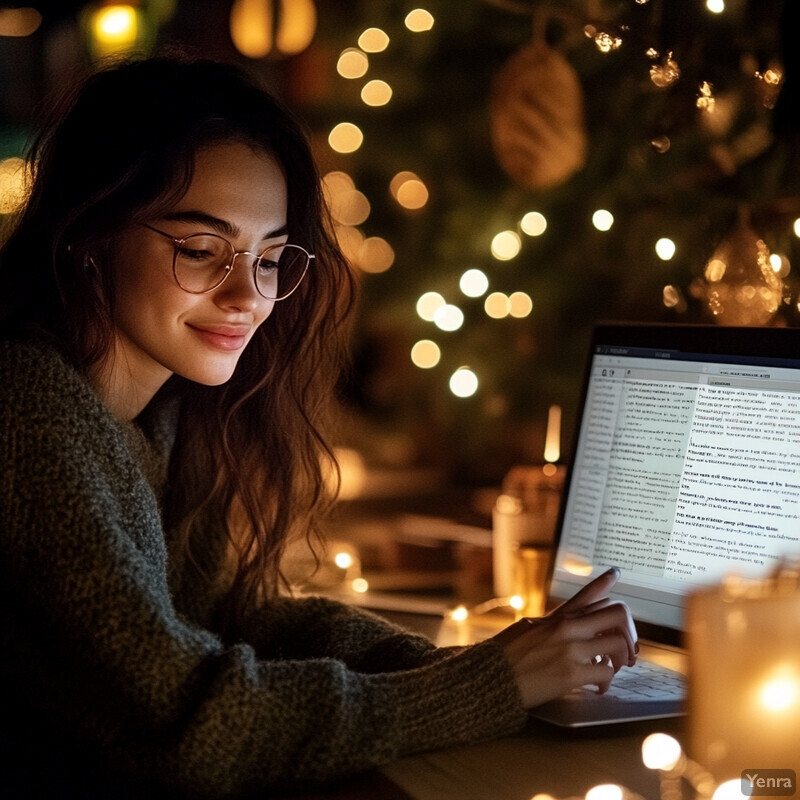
[173,233,232,293]
[256,244,309,300]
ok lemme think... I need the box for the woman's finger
[556,567,620,614]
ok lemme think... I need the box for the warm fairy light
[592,209,614,231]
[416,291,446,321]
[433,303,464,332]
[361,79,392,106]
[509,595,525,611]
[460,268,489,297]
[274,0,316,55]
[594,32,622,53]
[759,665,800,712]
[358,27,389,53]
[521,211,547,236]
[542,463,558,477]
[395,177,428,210]
[794,218,800,238]
[328,122,363,153]
[450,367,478,398]
[449,605,469,622]
[705,257,726,282]
[651,136,671,153]
[655,237,676,260]
[706,0,725,13]
[508,292,532,319]
[712,780,744,800]
[769,253,782,272]
[485,292,510,319]
[337,47,369,79]
[230,0,272,58]
[662,285,681,308]
[358,237,394,273]
[562,556,594,576]
[405,8,434,32]
[389,171,416,197]
[328,188,370,226]
[334,225,364,265]
[641,733,682,771]
[333,447,366,500]
[352,578,369,593]
[696,81,716,112]
[0,6,42,36]
[334,551,354,569]
[585,784,623,800]
[411,339,441,369]
[0,157,28,214]
[543,405,561,463]
[491,230,521,260]
[92,5,137,47]
[322,170,355,198]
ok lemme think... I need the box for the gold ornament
[703,213,782,326]
[490,42,587,190]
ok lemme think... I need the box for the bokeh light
[521,211,547,236]
[328,122,364,153]
[433,303,464,332]
[358,27,389,53]
[485,292,511,319]
[337,47,369,79]
[459,268,489,297]
[508,291,533,318]
[655,237,676,260]
[361,79,392,106]
[405,8,434,32]
[491,230,521,260]
[411,339,441,368]
[592,209,614,231]
[449,367,478,398]
[0,157,28,214]
[416,291,446,321]
[358,237,395,273]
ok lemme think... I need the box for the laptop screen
[549,324,800,635]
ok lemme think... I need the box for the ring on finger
[590,653,606,666]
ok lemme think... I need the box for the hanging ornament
[490,41,587,190]
[754,65,783,109]
[703,211,783,326]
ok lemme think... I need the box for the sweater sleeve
[0,342,527,798]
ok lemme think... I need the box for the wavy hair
[0,55,356,631]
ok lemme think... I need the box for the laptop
[531,322,800,727]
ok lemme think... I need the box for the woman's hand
[492,567,638,709]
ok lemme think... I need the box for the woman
[0,56,636,797]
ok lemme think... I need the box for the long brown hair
[0,56,356,630]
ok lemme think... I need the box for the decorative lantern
[703,211,782,326]
[230,0,317,60]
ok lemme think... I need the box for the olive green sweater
[0,339,526,798]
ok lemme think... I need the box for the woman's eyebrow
[159,210,288,241]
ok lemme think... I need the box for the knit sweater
[0,339,527,798]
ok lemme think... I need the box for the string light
[508,292,533,319]
[411,340,441,368]
[459,268,489,297]
[358,27,389,53]
[357,237,394,273]
[405,8,434,33]
[520,211,547,236]
[592,209,614,231]
[361,79,392,106]
[655,237,676,260]
[449,367,478,398]
[491,230,521,260]
[485,292,511,319]
[328,122,363,153]
[337,47,369,79]
[416,291,445,321]
[433,304,464,332]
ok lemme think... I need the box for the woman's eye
[178,247,214,262]
[257,259,279,276]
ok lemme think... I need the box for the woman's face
[107,141,287,411]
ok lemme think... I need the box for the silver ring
[591,654,605,665]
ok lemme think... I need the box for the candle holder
[687,565,800,784]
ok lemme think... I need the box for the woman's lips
[189,324,250,351]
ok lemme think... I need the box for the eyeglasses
[140,223,313,301]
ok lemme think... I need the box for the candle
[687,573,800,781]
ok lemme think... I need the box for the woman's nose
[213,254,265,311]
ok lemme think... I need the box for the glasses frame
[140,223,313,301]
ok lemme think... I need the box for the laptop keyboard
[602,660,686,701]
